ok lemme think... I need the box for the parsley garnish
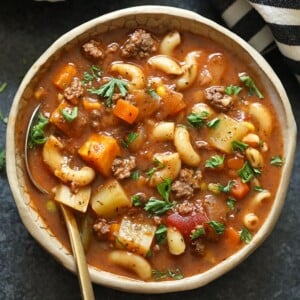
[218,180,234,193]
[122,132,138,148]
[270,155,284,167]
[61,106,78,122]
[0,82,7,93]
[131,194,142,207]
[146,158,165,178]
[227,197,236,210]
[239,74,264,99]
[0,110,8,124]
[190,226,205,240]
[0,149,5,171]
[152,268,184,280]
[82,65,103,84]
[130,170,139,181]
[29,113,49,148]
[208,221,225,235]
[88,77,128,108]
[205,155,224,169]
[240,226,252,243]
[232,140,248,152]
[157,178,172,201]
[224,84,242,95]
[206,118,220,128]
[144,197,175,215]
[187,111,210,128]
[238,161,255,183]
[147,88,160,99]
[155,224,167,244]
[253,186,265,192]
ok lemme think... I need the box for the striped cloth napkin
[212,0,300,83]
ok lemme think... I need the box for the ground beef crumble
[120,29,157,59]
[64,77,84,104]
[204,86,234,112]
[82,39,105,59]
[112,156,136,179]
[93,218,111,240]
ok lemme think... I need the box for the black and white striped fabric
[212,0,300,83]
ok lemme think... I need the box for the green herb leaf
[206,117,220,128]
[155,224,167,244]
[239,74,264,99]
[270,155,284,167]
[0,110,8,124]
[152,268,184,280]
[238,161,254,183]
[0,82,8,93]
[224,84,242,95]
[227,197,236,210]
[218,180,234,193]
[157,178,172,201]
[205,155,224,169]
[146,158,165,178]
[147,88,160,99]
[122,132,138,148]
[131,170,139,181]
[208,221,225,235]
[0,149,5,171]
[190,226,205,240]
[240,226,252,243]
[88,77,128,107]
[61,106,78,122]
[168,268,184,280]
[232,140,248,152]
[29,113,49,148]
[82,65,103,84]
[152,269,168,280]
[187,111,210,128]
[253,186,265,192]
[131,194,142,207]
[144,197,175,215]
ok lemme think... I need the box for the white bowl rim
[6,5,297,293]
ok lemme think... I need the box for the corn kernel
[242,121,255,132]
[156,85,167,98]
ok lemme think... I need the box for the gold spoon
[25,105,95,300]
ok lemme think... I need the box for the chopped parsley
[0,149,5,171]
[88,77,128,108]
[122,132,138,148]
[270,155,284,167]
[155,224,167,244]
[152,268,184,280]
[227,197,236,210]
[238,161,255,183]
[232,140,248,152]
[205,155,224,169]
[206,117,220,128]
[253,186,265,192]
[147,88,160,99]
[130,170,139,181]
[240,226,252,243]
[29,113,49,148]
[224,84,242,95]
[218,180,234,193]
[131,194,142,207]
[61,106,78,122]
[0,110,8,124]
[82,65,103,84]
[146,158,165,178]
[208,221,225,235]
[157,178,172,201]
[190,226,205,240]
[144,197,175,215]
[187,111,209,128]
[239,74,264,99]
[0,82,7,93]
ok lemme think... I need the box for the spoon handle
[60,205,95,300]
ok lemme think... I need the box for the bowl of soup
[6,5,296,293]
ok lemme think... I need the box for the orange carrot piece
[53,63,77,90]
[226,156,245,170]
[108,223,120,241]
[78,134,120,176]
[224,227,240,248]
[230,178,250,200]
[113,99,139,124]
[82,98,102,111]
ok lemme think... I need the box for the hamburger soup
[17,28,284,281]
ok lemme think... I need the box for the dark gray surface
[0,1,299,299]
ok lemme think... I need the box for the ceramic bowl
[6,5,296,293]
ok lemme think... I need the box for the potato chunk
[78,134,120,177]
[91,179,131,218]
[208,113,248,153]
[117,217,157,256]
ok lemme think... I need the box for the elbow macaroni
[159,31,181,55]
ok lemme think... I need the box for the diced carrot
[113,99,139,124]
[78,134,121,176]
[53,63,77,90]
[159,87,186,116]
[226,156,245,170]
[230,178,250,200]
[224,227,240,248]
[108,223,120,241]
[82,98,102,111]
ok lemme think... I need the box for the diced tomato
[166,212,208,238]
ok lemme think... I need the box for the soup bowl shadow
[6,5,296,293]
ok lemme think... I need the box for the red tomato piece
[166,212,208,238]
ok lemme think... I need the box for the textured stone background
[0,1,299,299]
